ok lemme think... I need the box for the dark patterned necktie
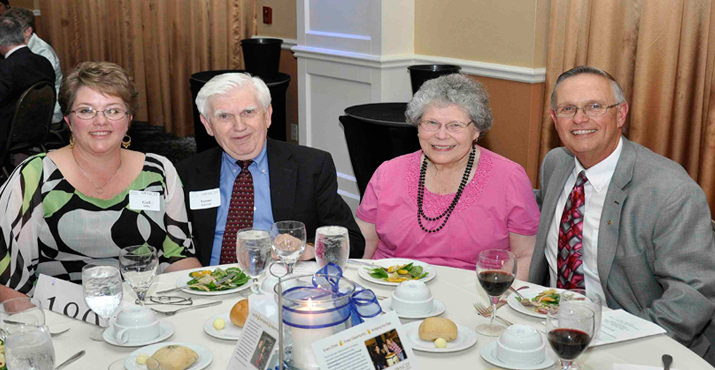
[557,171,588,289]
[219,160,253,265]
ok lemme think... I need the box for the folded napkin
[613,364,680,370]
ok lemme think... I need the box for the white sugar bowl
[391,280,434,316]
[496,324,545,366]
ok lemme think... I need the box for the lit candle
[290,298,336,370]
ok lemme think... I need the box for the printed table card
[227,310,279,370]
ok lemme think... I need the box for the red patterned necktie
[219,160,253,265]
[557,171,588,289]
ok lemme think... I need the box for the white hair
[195,72,271,117]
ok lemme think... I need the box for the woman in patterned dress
[0,61,200,300]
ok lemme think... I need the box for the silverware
[347,259,384,270]
[50,327,70,337]
[473,303,513,327]
[55,350,85,370]
[662,354,673,370]
[151,300,221,316]
[509,286,528,300]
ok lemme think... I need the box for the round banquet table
[45,261,713,369]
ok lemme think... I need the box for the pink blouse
[356,148,539,270]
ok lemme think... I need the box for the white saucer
[479,341,555,370]
[403,321,477,353]
[103,320,175,347]
[381,298,446,319]
[203,313,243,340]
[124,341,212,370]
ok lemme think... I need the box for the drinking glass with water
[315,226,350,269]
[82,260,123,340]
[236,228,272,293]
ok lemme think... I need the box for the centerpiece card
[227,296,279,370]
[313,311,420,370]
[33,274,108,326]
[591,309,667,346]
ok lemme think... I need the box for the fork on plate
[473,302,514,327]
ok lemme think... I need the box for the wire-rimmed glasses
[418,119,473,134]
[553,102,622,118]
[70,107,130,120]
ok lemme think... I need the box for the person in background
[0,61,200,301]
[177,72,364,266]
[0,0,9,15]
[4,7,63,127]
[356,73,539,278]
[528,65,715,364]
[0,15,54,151]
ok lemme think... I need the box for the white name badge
[189,188,221,210]
[33,274,108,327]
[129,190,161,211]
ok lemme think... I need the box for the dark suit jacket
[0,46,55,149]
[529,137,715,364]
[177,139,365,266]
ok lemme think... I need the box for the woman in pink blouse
[356,74,539,278]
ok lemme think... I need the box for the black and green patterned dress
[0,153,196,294]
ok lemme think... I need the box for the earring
[122,135,132,149]
[69,136,75,148]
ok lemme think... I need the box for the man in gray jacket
[529,65,715,364]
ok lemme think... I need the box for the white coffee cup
[113,306,160,344]
[391,280,434,316]
[496,324,545,366]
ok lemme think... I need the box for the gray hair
[3,7,33,32]
[405,73,493,138]
[551,65,626,109]
[195,72,271,117]
[0,16,25,47]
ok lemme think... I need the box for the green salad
[368,262,428,282]
[186,267,249,291]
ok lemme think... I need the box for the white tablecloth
[46,261,714,370]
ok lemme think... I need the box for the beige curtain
[541,0,715,216]
[37,0,257,136]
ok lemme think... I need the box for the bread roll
[418,317,458,341]
[145,345,198,370]
[230,298,249,327]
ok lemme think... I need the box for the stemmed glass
[271,220,307,275]
[236,228,273,294]
[0,296,54,369]
[119,245,159,305]
[546,300,596,370]
[314,226,350,269]
[475,249,516,336]
[82,261,123,340]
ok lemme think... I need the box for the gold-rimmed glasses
[418,119,473,134]
[70,107,130,121]
[554,102,622,118]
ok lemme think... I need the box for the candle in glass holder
[289,298,340,370]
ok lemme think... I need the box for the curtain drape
[541,0,715,216]
[38,0,257,137]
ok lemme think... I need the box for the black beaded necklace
[417,144,476,233]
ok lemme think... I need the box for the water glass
[314,226,350,268]
[236,228,272,293]
[0,297,45,329]
[82,261,123,340]
[4,323,55,370]
[271,220,307,274]
[119,245,159,304]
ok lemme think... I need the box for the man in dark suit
[177,72,364,266]
[529,66,715,364]
[0,16,54,150]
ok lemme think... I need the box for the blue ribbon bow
[313,263,382,325]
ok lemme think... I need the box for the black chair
[339,113,420,199]
[1,81,55,177]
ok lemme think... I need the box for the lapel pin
[608,220,613,225]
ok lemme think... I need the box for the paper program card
[227,310,279,370]
[33,274,108,326]
[591,309,667,346]
[313,312,419,370]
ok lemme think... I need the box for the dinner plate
[124,341,212,370]
[381,298,445,319]
[403,321,477,353]
[175,266,253,296]
[479,341,555,369]
[203,313,242,340]
[356,258,436,286]
[102,320,175,347]
[507,287,564,319]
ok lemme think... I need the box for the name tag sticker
[129,190,161,211]
[189,188,221,210]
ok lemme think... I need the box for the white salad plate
[175,266,253,296]
[203,313,243,340]
[507,287,565,319]
[357,258,436,286]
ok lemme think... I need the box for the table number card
[314,311,420,370]
[227,310,279,370]
[33,274,108,327]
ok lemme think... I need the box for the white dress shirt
[546,137,623,302]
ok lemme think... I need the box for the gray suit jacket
[529,137,715,363]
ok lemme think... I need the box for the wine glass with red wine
[546,301,596,370]
[475,249,516,336]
